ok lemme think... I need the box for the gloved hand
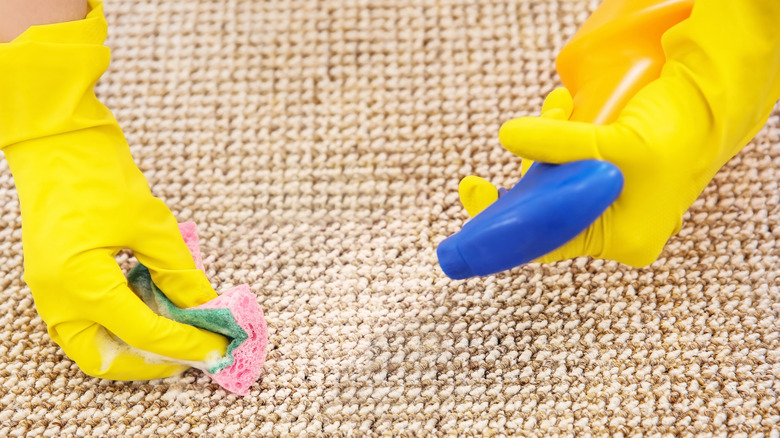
[465,0,780,267]
[0,1,228,380]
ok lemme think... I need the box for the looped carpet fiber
[1,0,779,436]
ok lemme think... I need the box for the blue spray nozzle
[437,160,624,279]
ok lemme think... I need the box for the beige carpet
[1,0,779,436]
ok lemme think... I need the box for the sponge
[126,222,268,395]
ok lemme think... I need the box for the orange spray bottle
[558,0,694,124]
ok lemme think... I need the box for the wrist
[0,0,109,151]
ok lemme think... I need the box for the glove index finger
[498,117,603,164]
[520,88,574,173]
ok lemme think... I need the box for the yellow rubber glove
[497,0,780,267]
[0,1,228,380]
[458,87,574,218]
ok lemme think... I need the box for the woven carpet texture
[1,0,779,436]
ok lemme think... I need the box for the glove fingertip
[542,87,574,117]
[459,175,499,218]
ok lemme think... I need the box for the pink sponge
[195,284,268,395]
[180,223,268,395]
[179,222,206,271]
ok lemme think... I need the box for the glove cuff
[0,0,113,151]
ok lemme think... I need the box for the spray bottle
[437,0,694,279]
